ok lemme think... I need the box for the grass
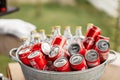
[1,3,116,36]
[2,3,116,45]
[0,54,12,76]
[0,2,117,76]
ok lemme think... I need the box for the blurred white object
[0,73,3,80]
[88,0,119,18]
[0,19,36,38]
[108,51,120,66]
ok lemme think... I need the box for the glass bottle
[63,26,73,47]
[74,26,85,43]
[39,29,47,42]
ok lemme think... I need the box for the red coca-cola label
[54,57,71,72]
[70,54,87,71]
[28,50,47,70]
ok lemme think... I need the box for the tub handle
[9,48,19,61]
[107,50,117,64]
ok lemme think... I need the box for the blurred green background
[0,0,118,76]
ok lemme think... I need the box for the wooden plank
[101,64,120,80]
[7,62,25,80]
[0,34,22,55]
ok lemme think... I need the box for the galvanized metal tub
[9,45,117,80]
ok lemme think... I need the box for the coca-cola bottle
[39,29,47,42]
[73,26,85,43]
[31,35,41,51]
[52,26,61,37]
[50,26,61,44]
[46,34,52,44]
[63,26,72,40]
[30,30,40,44]
[63,26,73,49]
[21,36,31,49]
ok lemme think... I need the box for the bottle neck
[21,37,31,48]
[53,28,61,37]
[56,28,61,36]
[75,29,83,37]
[64,28,72,39]
[74,27,85,43]
[30,31,40,43]
[40,32,47,41]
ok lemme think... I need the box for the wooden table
[7,62,120,80]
